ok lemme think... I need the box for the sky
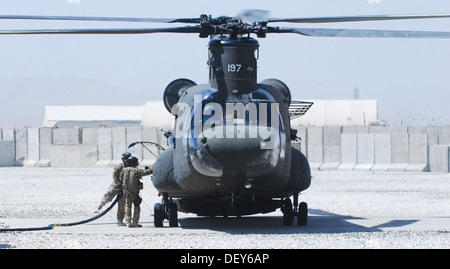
[0,0,449,127]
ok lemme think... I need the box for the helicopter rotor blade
[2,13,450,25]
[268,13,450,24]
[0,26,202,35]
[276,27,450,39]
[0,15,200,24]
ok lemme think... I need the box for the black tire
[281,198,293,226]
[154,203,164,227]
[297,202,308,226]
[168,202,178,227]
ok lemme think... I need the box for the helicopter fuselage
[152,36,311,217]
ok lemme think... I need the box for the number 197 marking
[227,64,242,72]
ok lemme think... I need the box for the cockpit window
[189,87,284,132]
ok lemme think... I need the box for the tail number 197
[227,64,242,73]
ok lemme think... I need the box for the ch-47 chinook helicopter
[2,10,450,227]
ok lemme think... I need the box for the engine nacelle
[163,78,196,115]
[260,78,291,105]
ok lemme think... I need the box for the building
[42,99,378,128]
[42,105,144,128]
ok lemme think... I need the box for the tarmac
[0,168,449,248]
[3,214,450,235]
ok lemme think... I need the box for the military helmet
[122,152,132,160]
[126,156,139,167]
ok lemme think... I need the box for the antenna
[353,85,360,99]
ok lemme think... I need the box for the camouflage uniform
[120,165,153,227]
[98,162,126,225]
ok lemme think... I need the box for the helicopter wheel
[297,202,308,226]
[293,193,308,226]
[154,203,164,227]
[168,202,178,227]
[281,198,294,226]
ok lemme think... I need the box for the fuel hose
[0,192,122,232]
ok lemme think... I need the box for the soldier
[120,156,153,228]
[97,152,131,226]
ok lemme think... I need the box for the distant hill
[0,76,159,128]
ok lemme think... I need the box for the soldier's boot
[117,221,126,227]
[127,220,141,228]
[131,222,142,228]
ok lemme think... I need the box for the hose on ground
[0,193,122,232]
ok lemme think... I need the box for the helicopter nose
[207,136,262,164]
[198,125,281,176]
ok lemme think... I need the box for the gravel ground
[1,167,449,249]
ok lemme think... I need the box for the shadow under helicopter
[174,209,418,234]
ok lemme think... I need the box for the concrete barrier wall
[321,126,341,171]
[24,128,39,167]
[306,126,323,170]
[96,127,112,166]
[14,128,27,166]
[429,145,449,172]
[0,141,14,167]
[354,133,374,171]
[1,125,450,172]
[407,133,428,172]
[338,133,357,171]
[372,133,391,172]
[296,125,449,173]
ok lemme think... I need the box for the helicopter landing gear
[154,193,178,227]
[281,193,307,226]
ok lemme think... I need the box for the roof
[141,101,175,128]
[42,105,144,127]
